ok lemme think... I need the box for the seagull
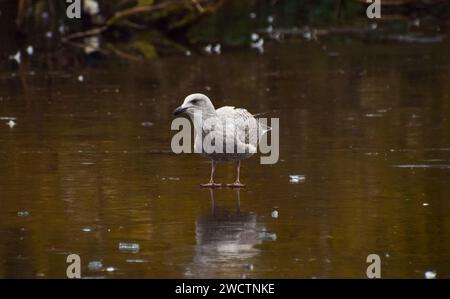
[7,120,16,128]
[173,93,269,188]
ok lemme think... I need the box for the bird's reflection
[185,189,274,278]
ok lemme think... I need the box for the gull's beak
[173,106,188,116]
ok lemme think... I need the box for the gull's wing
[216,106,259,151]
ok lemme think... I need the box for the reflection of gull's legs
[227,160,246,188]
[235,188,241,213]
[209,188,216,215]
[201,160,222,188]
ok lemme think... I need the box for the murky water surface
[0,41,449,278]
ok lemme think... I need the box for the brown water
[1,40,449,278]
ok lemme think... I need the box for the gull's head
[173,93,215,117]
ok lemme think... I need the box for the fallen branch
[105,43,144,61]
[63,0,206,41]
[62,26,108,41]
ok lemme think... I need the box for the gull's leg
[227,160,246,188]
[200,160,222,188]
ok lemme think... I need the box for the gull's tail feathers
[258,120,272,136]
[252,109,280,118]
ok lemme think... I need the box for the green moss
[137,0,154,6]
[130,40,157,59]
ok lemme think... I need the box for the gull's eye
[190,99,200,105]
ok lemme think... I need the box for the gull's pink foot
[200,182,223,188]
[226,182,246,188]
